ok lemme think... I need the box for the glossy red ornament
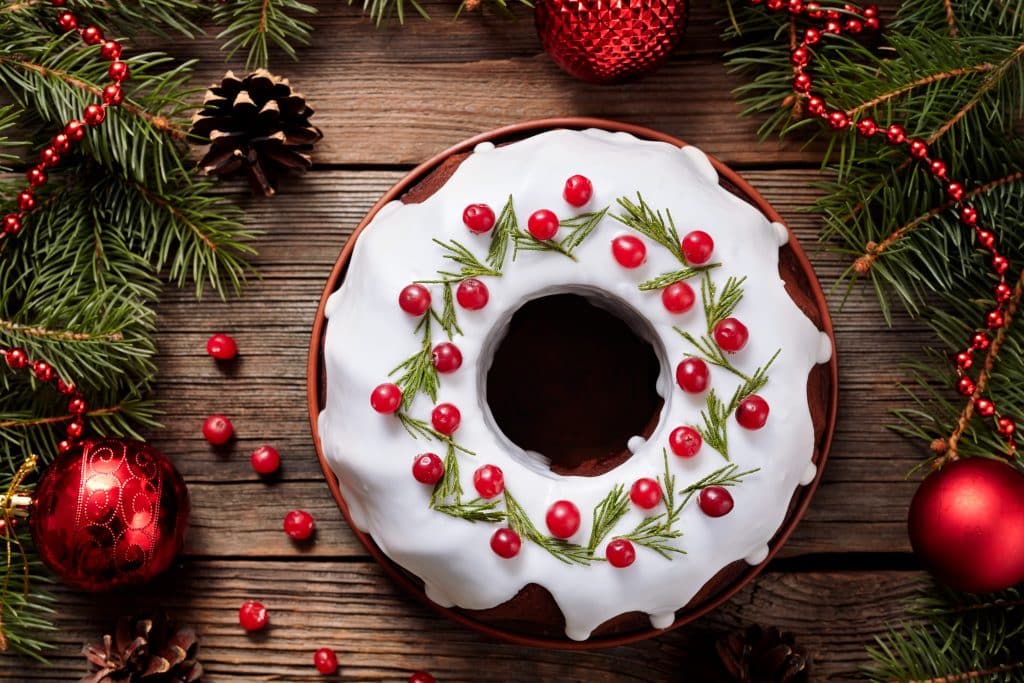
[885,124,906,145]
[84,104,106,126]
[661,281,695,313]
[3,214,22,235]
[546,500,581,539]
[736,395,770,429]
[456,278,489,310]
[100,40,123,60]
[431,403,461,435]
[629,477,662,509]
[412,453,445,485]
[102,84,124,106]
[713,317,749,352]
[206,332,238,360]
[313,648,339,675]
[431,342,463,373]
[611,235,647,268]
[81,25,103,44]
[675,357,709,393]
[534,0,689,84]
[30,438,190,591]
[563,174,593,206]
[974,397,995,417]
[250,445,281,475]
[490,527,522,558]
[680,230,714,265]
[669,425,702,458]
[698,486,734,517]
[473,464,504,498]
[283,509,316,540]
[908,457,1024,592]
[463,203,495,233]
[605,538,637,568]
[370,383,402,414]
[239,600,269,631]
[527,209,560,240]
[399,284,432,316]
[202,414,233,445]
[109,61,130,82]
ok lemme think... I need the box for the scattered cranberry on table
[313,647,339,675]
[669,426,702,458]
[206,333,237,360]
[605,538,637,568]
[490,527,522,559]
[409,673,436,683]
[563,174,593,207]
[202,414,234,445]
[250,445,281,475]
[238,600,268,632]
[283,510,316,541]
[545,500,581,539]
[412,453,445,485]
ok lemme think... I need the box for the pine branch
[213,0,317,70]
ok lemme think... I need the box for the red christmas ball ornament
[313,648,339,675]
[30,438,190,591]
[908,458,1024,593]
[206,332,238,360]
[535,0,689,84]
[546,500,581,539]
[490,527,522,558]
[283,509,316,541]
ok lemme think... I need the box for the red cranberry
[203,414,234,445]
[611,235,647,268]
[680,230,714,265]
[250,445,281,475]
[370,383,402,414]
[713,318,749,353]
[605,539,636,568]
[431,403,461,435]
[473,464,504,498]
[456,278,489,310]
[563,174,593,207]
[238,600,268,631]
[490,528,522,558]
[546,500,581,539]
[313,648,339,675]
[698,486,734,517]
[662,282,695,313]
[675,358,710,393]
[431,342,463,373]
[409,673,436,683]
[669,426,702,458]
[463,203,496,233]
[206,333,238,360]
[412,453,444,485]
[283,510,316,540]
[399,284,432,316]
[527,209,560,240]
[630,478,662,509]
[736,395,770,429]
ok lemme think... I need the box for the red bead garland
[2,346,86,453]
[2,2,131,245]
[758,0,1018,453]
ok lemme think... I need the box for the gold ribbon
[0,454,38,651]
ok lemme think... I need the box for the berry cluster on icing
[366,174,772,567]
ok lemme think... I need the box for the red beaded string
[2,0,130,244]
[1,347,87,454]
[751,0,1018,455]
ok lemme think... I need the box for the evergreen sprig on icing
[389,316,440,409]
[613,194,686,265]
[638,264,719,291]
[701,272,747,334]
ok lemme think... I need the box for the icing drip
[744,545,770,565]
[627,436,647,454]
[319,129,829,641]
[771,221,790,247]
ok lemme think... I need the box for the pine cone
[190,69,323,197]
[81,613,203,683]
[715,624,810,683]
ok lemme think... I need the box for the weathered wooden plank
[0,562,922,681]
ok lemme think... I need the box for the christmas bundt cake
[315,126,834,643]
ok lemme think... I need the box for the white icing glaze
[801,462,818,486]
[319,128,829,641]
[817,331,833,364]
[744,544,770,566]
[627,436,647,454]
[771,221,790,247]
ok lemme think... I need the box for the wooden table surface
[11,2,931,680]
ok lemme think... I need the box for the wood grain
[0,563,924,682]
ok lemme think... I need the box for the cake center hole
[485,293,664,477]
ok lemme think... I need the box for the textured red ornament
[30,438,190,591]
[535,0,689,84]
[908,458,1024,593]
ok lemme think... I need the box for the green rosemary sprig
[430,443,464,506]
[676,328,748,381]
[697,389,732,459]
[618,450,685,559]
[730,349,781,406]
[487,195,517,271]
[433,497,507,523]
[613,193,685,264]
[586,483,630,551]
[678,464,761,504]
[428,238,502,282]
[701,272,747,334]
[513,231,577,260]
[504,491,595,565]
[397,412,475,455]
[559,207,609,255]
[432,283,462,340]
[390,316,440,409]
[638,263,720,291]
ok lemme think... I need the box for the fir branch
[212,0,317,70]
[613,194,685,264]
[389,316,440,409]
[638,263,719,291]
[503,491,594,565]
[586,483,630,551]
[700,272,746,334]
